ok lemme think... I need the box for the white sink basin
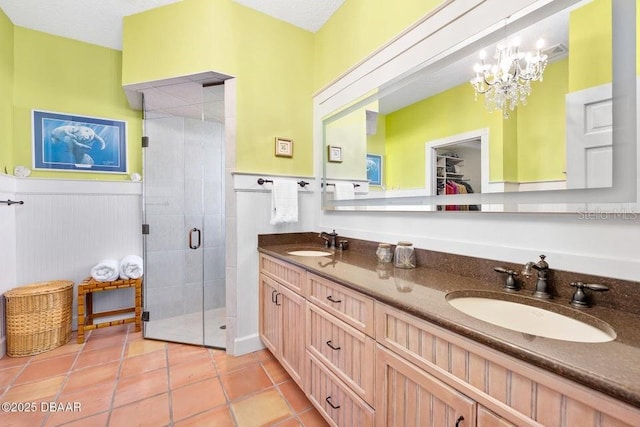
[447,295,616,343]
[287,250,332,257]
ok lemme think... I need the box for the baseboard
[0,335,6,359]
[232,333,264,356]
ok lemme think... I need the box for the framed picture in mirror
[328,145,342,162]
[275,137,293,157]
[367,153,382,186]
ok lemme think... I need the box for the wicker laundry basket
[4,280,74,357]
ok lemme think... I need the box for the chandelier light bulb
[469,36,548,118]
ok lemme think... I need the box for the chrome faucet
[319,229,338,249]
[522,255,551,299]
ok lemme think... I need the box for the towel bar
[1,199,24,206]
[257,178,309,187]
[321,183,360,188]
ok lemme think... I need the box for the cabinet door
[376,345,475,427]
[259,274,279,355]
[279,284,306,388]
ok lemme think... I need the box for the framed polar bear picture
[32,110,127,173]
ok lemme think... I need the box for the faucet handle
[570,282,609,308]
[494,267,519,291]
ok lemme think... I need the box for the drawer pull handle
[326,340,341,350]
[326,295,342,303]
[274,292,282,306]
[271,290,278,303]
[325,396,340,409]
[455,416,464,427]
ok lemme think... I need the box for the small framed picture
[366,153,383,185]
[275,137,293,157]
[328,145,342,163]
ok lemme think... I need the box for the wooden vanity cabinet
[259,253,640,427]
[375,302,640,427]
[258,255,306,387]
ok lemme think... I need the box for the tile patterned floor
[0,325,329,427]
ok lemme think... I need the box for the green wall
[0,8,13,174]
[517,59,568,182]
[10,28,141,180]
[123,0,314,177]
[314,0,445,91]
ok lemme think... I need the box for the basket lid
[4,280,74,297]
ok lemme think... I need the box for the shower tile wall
[145,116,225,321]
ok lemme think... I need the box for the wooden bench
[77,276,142,344]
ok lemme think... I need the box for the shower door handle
[188,228,201,249]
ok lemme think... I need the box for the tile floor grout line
[39,333,86,427]
[105,324,134,427]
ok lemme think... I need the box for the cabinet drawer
[307,273,374,336]
[307,351,375,427]
[260,254,305,294]
[306,302,375,405]
[376,344,475,427]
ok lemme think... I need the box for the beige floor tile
[253,349,276,363]
[109,393,170,427]
[171,377,227,422]
[231,388,293,427]
[2,376,64,402]
[125,339,166,357]
[220,363,273,401]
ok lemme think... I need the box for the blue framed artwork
[32,110,127,173]
[366,153,382,186]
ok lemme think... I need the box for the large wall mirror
[321,0,637,212]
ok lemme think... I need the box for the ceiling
[0,0,345,50]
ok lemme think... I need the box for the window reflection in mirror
[323,0,620,211]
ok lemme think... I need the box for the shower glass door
[142,83,226,348]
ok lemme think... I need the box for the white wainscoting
[229,172,317,355]
[0,176,142,357]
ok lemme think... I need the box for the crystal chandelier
[470,37,548,118]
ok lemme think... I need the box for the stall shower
[136,77,228,348]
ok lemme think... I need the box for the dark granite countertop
[259,242,640,408]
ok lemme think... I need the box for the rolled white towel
[119,255,144,279]
[91,259,120,282]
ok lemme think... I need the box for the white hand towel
[91,259,120,282]
[270,179,299,225]
[119,255,144,279]
[334,182,355,200]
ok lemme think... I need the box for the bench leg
[77,290,86,344]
